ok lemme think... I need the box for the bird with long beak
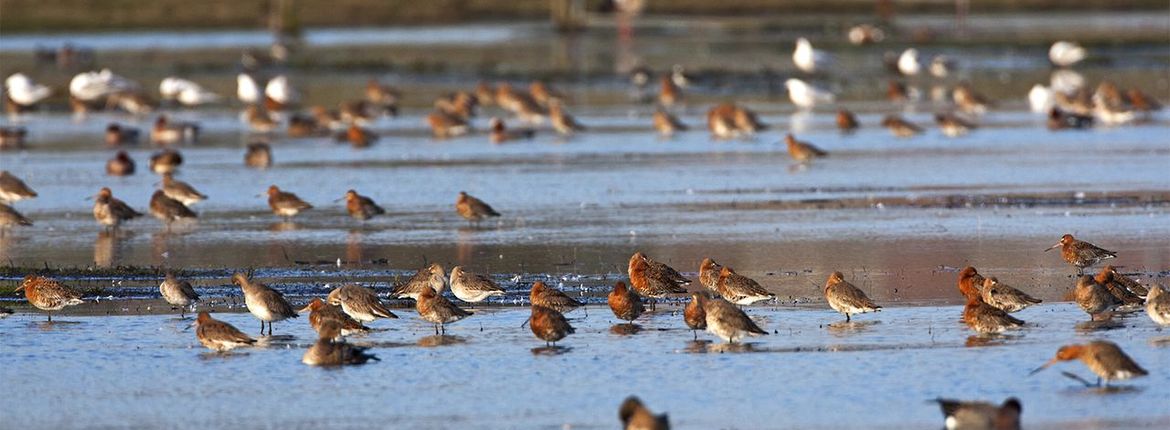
[1029,340,1147,387]
[1045,234,1116,275]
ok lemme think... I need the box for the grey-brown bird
[627,252,689,300]
[456,191,500,225]
[160,173,206,206]
[449,266,505,303]
[0,202,33,235]
[0,170,37,203]
[934,397,1021,430]
[881,115,923,138]
[1074,275,1117,320]
[343,189,385,221]
[608,281,644,323]
[244,142,272,169]
[267,185,312,220]
[415,285,471,335]
[149,190,196,229]
[962,281,1024,334]
[391,263,447,300]
[233,273,298,336]
[93,187,143,230]
[1145,284,1170,326]
[836,109,859,132]
[716,266,774,305]
[980,277,1041,313]
[1029,340,1147,387]
[148,149,183,175]
[824,271,881,322]
[684,293,706,340]
[488,117,535,144]
[1046,234,1116,275]
[159,272,199,318]
[700,294,767,343]
[530,305,574,346]
[1094,265,1145,307]
[697,258,723,293]
[302,322,379,366]
[326,283,398,322]
[427,110,470,139]
[619,396,670,430]
[106,151,136,176]
[15,275,84,321]
[652,109,688,137]
[935,112,977,137]
[105,123,140,146]
[299,298,370,337]
[195,311,256,352]
[529,281,583,314]
[785,133,827,163]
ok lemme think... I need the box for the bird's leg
[48,314,52,322]
[846,313,852,323]
[692,330,697,340]
[259,320,264,335]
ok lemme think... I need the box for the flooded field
[2,11,1170,429]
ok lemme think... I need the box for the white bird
[1049,41,1086,67]
[1049,69,1085,95]
[4,73,52,106]
[897,49,921,76]
[792,38,833,74]
[69,69,137,101]
[1028,84,1054,113]
[237,74,261,105]
[264,75,298,105]
[160,77,219,106]
[671,65,692,88]
[784,78,835,109]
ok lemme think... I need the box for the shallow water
[2,304,1168,429]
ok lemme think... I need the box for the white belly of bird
[733,295,771,306]
[0,190,27,202]
[1148,308,1170,326]
[245,295,276,322]
[160,286,193,306]
[275,207,300,217]
[341,303,376,322]
[454,288,501,303]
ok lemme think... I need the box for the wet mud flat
[3,303,1169,429]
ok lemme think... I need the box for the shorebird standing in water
[793,37,833,74]
[149,149,183,175]
[962,282,1024,334]
[979,277,1041,313]
[299,298,370,337]
[628,252,689,309]
[302,322,379,366]
[933,397,1022,430]
[449,266,505,304]
[0,203,33,235]
[684,293,707,340]
[1145,284,1170,326]
[194,312,256,352]
[160,173,206,206]
[455,191,500,227]
[0,170,37,204]
[391,263,447,300]
[716,266,774,305]
[244,142,272,169]
[700,294,767,343]
[267,185,313,221]
[15,275,84,322]
[823,271,881,322]
[159,272,199,318]
[326,284,398,323]
[233,273,298,336]
[619,396,670,430]
[530,305,574,347]
[415,286,471,335]
[342,189,385,221]
[608,281,644,324]
[529,281,583,314]
[1030,340,1146,387]
[652,109,687,137]
[1046,234,1116,275]
[106,151,136,176]
[836,109,859,132]
[149,190,196,230]
[1074,275,1117,321]
[784,133,828,163]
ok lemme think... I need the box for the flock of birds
[1,31,1166,430]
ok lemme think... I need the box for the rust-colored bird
[785,133,828,163]
[194,311,256,352]
[836,109,859,132]
[684,293,706,340]
[267,185,313,220]
[957,266,986,300]
[0,170,37,203]
[1029,340,1147,387]
[549,100,586,136]
[15,275,84,321]
[824,271,881,322]
[391,263,447,300]
[159,272,199,318]
[489,117,535,144]
[1145,284,1170,326]
[1045,234,1116,275]
[963,287,1024,334]
[342,124,377,148]
[608,281,644,323]
[106,151,136,176]
[427,110,470,139]
[92,187,142,230]
[1074,275,1117,320]
[716,266,774,305]
[933,397,1022,430]
[343,189,385,221]
[652,109,687,137]
[658,75,681,108]
[628,252,689,302]
[160,173,206,206]
[0,203,32,234]
[326,283,398,322]
[148,149,183,175]
[456,191,500,225]
[233,272,298,336]
[697,258,723,293]
[150,115,199,145]
[299,298,370,337]
[495,82,546,124]
[529,281,583,314]
[881,115,923,138]
[530,305,575,346]
[953,82,991,115]
[980,277,1041,313]
[700,294,767,343]
[149,190,196,229]
[302,322,379,366]
[529,80,565,108]
[415,285,472,335]
[1094,265,1145,306]
[706,103,766,139]
[365,79,400,116]
[619,396,670,430]
[244,142,272,169]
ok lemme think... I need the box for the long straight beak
[1028,360,1056,376]
[1043,243,1061,252]
[183,322,195,332]
[83,196,94,201]
[520,316,531,328]
[297,304,312,313]
[332,197,344,203]
[14,285,25,292]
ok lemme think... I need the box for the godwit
[149,190,196,229]
[449,266,505,303]
[456,191,500,226]
[784,133,828,163]
[0,127,28,150]
[1047,107,1092,130]
[267,185,313,221]
[1030,340,1147,387]
[0,171,37,203]
[529,80,566,108]
[299,298,370,337]
[963,288,1024,334]
[107,151,136,176]
[244,142,272,169]
[929,55,955,78]
[1048,41,1086,67]
[475,81,496,106]
[1127,89,1162,112]
[706,103,738,138]
[980,277,1041,313]
[338,100,374,126]
[427,110,470,139]
[881,115,923,138]
[326,284,398,322]
[619,396,670,430]
[0,203,32,235]
[684,293,706,340]
[701,295,767,343]
[824,271,881,322]
[1094,265,1145,306]
[243,105,278,132]
[658,75,681,108]
[489,117,535,144]
[415,285,471,335]
[933,397,1021,430]
[148,149,183,175]
[628,252,689,305]
[953,83,991,115]
[530,305,574,346]
[608,281,644,323]
[1046,234,1115,275]
[836,109,859,132]
[302,322,379,366]
[1074,275,1117,320]
[159,272,199,318]
[15,275,84,321]
[342,124,377,148]
[716,266,774,305]
[529,281,583,314]
[365,79,400,116]
[793,37,833,74]
[495,82,546,124]
[150,115,199,145]
[549,100,586,136]
[697,258,723,293]
[652,109,687,137]
[92,188,140,230]
[887,80,915,103]
[391,263,447,300]
[160,173,206,206]
[288,114,325,137]
[671,64,693,88]
[343,189,385,221]
[935,113,977,137]
[105,123,140,146]
[785,78,834,109]
[233,273,298,336]
[194,312,256,352]
[434,91,477,122]
[1145,284,1170,326]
